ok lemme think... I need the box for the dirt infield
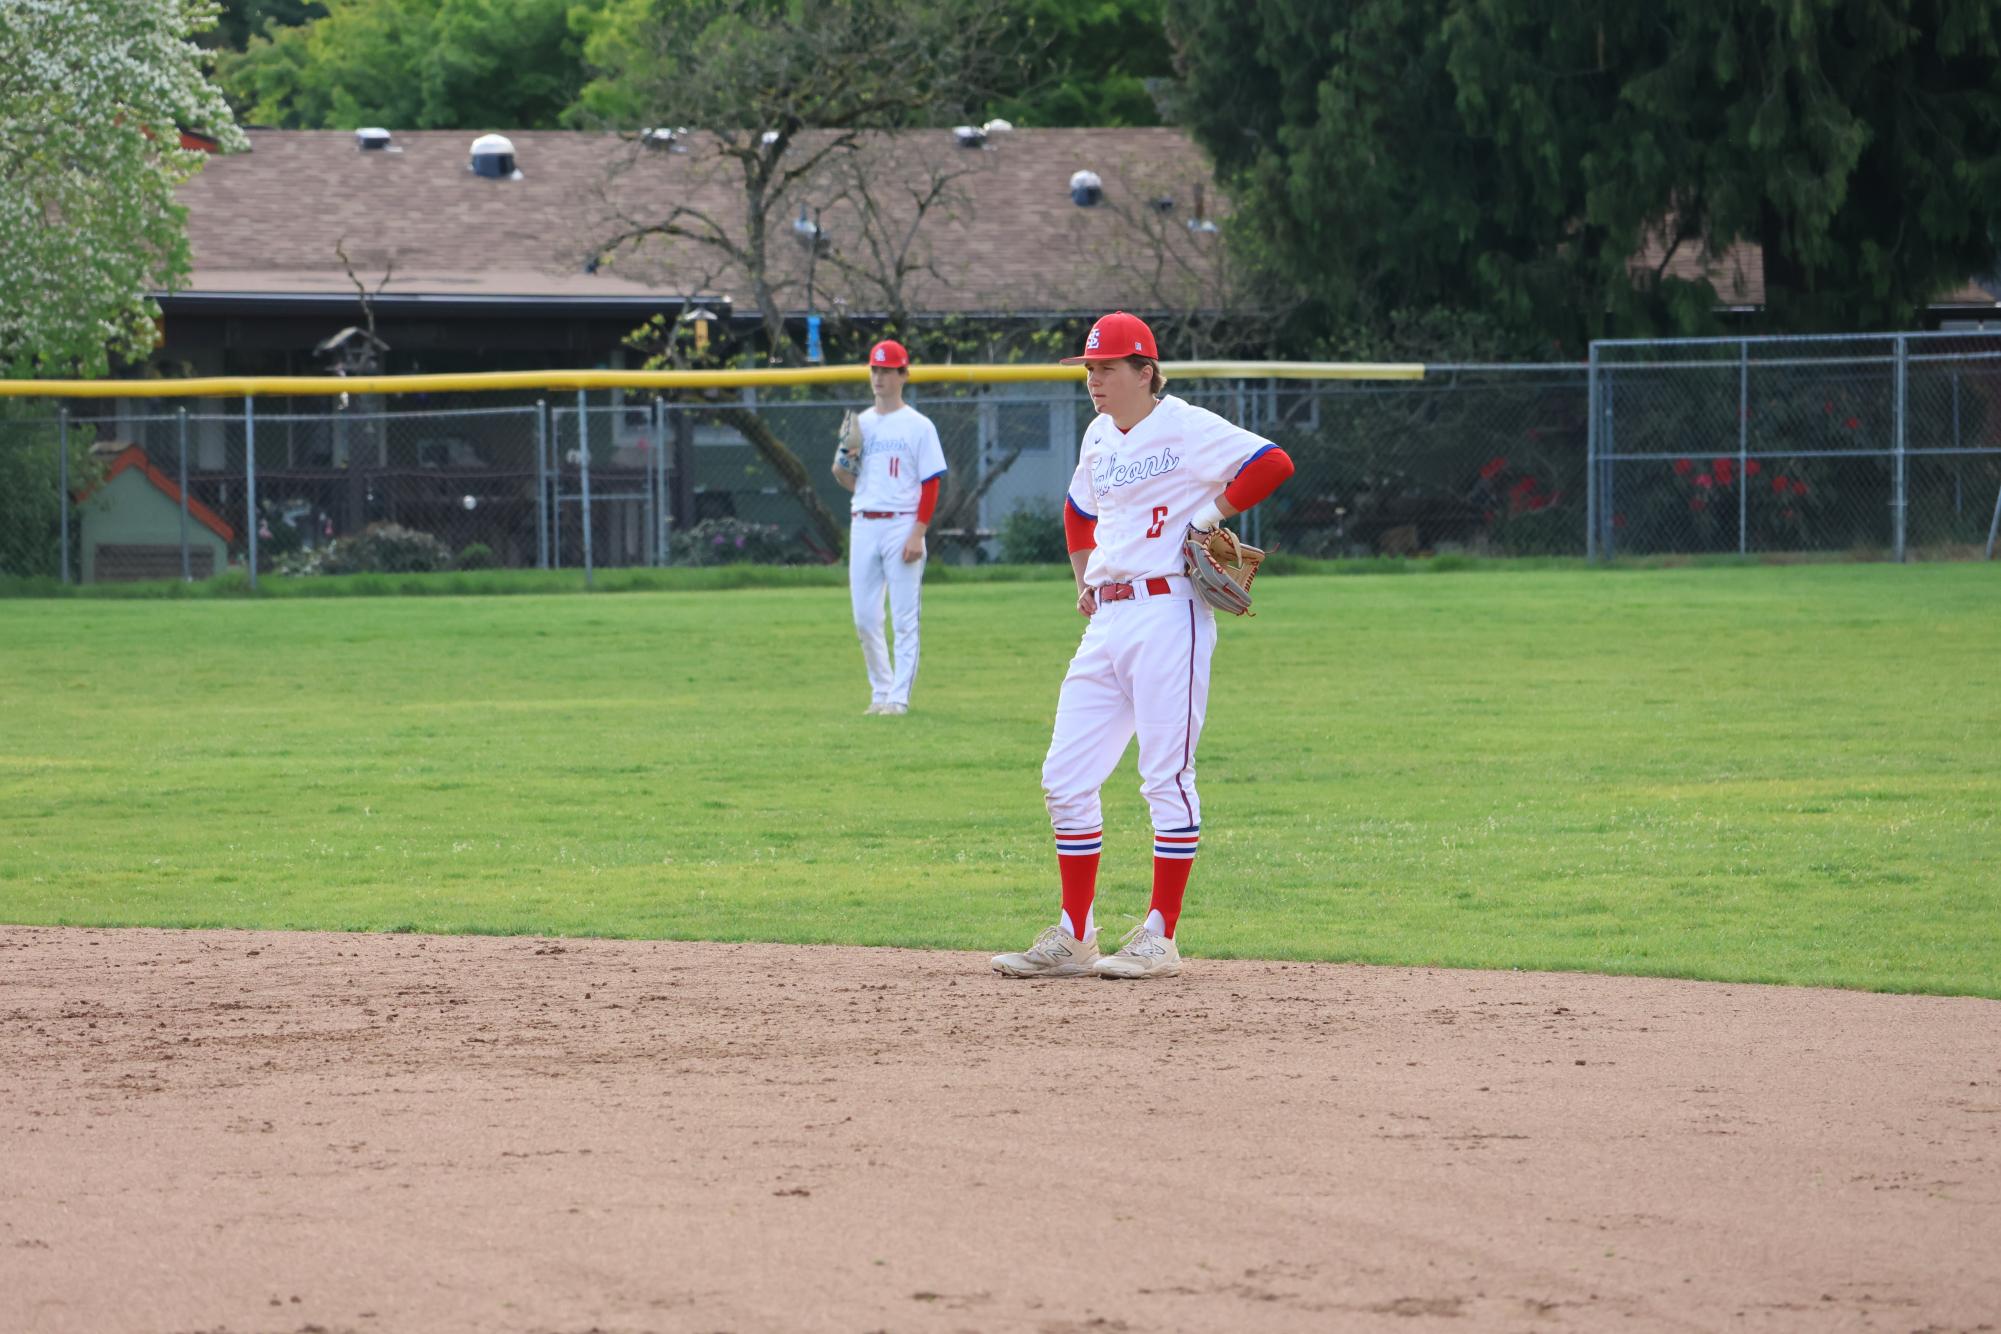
[1,927,1996,1334]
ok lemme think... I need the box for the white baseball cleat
[863,703,887,716]
[880,703,908,716]
[1091,923,1182,979]
[992,924,1099,978]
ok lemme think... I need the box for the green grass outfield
[2,564,1996,996]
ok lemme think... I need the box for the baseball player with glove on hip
[831,339,948,716]
[993,312,1294,980]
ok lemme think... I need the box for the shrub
[277,523,454,576]
[256,509,305,561]
[669,517,811,566]
[997,503,1068,564]
[455,541,495,570]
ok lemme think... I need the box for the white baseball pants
[849,515,927,707]
[1042,579,1216,832]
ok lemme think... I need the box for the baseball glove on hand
[834,410,863,473]
[1183,524,1266,616]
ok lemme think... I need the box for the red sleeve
[916,476,940,524]
[1222,447,1294,513]
[1063,496,1097,553]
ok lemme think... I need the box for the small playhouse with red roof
[75,446,236,583]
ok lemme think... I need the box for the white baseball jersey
[1065,395,1273,585]
[850,405,947,513]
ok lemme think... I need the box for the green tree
[217,0,1174,131]
[0,0,247,378]
[1167,0,2001,352]
[0,404,104,579]
[988,0,1175,127]
[203,0,325,51]
[218,0,602,129]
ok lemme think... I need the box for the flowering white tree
[0,0,246,378]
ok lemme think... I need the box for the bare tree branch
[577,0,1039,552]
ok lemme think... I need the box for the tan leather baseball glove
[1183,525,1266,616]
[835,409,863,472]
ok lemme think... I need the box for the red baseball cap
[867,339,910,369]
[1059,311,1158,364]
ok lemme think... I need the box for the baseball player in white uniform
[993,312,1294,979]
[831,339,948,716]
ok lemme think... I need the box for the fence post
[1893,335,1908,562]
[577,388,594,589]
[58,408,71,584]
[245,397,259,591]
[1586,346,1598,561]
[177,407,192,581]
[1987,478,2001,560]
[642,398,657,566]
[1602,371,1617,559]
[654,397,669,565]
[1738,340,1750,555]
[1952,371,1963,518]
[535,398,550,570]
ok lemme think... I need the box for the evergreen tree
[1168,0,2001,350]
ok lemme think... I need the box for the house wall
[79,469,229,583]
[975,387,1083,538]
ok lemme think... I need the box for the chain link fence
[0,369,1592,585]
[6,344,1998,586]
[1589,332,2001,561]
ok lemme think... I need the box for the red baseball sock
[1053,826,1101,939]
[1150,827,1200,937]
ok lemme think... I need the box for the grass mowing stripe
[1,564,1995,995]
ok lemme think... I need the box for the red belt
[856,511,911,519]
[1097,577,1173,602]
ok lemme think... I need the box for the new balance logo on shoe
[991,924,1100,978]
[1091,923,1182,979]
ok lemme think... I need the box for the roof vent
[642,126,688,152]
[468,133,522,180]
[761,130,781,147]
[1069,169,1103,208]
[355,127,396,152]
[1149,195,1175,215]
[953,125,986,150]
[982,117,1014,135]
[792,204,830,255]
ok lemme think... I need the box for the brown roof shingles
[176,128,1229,317]
[179,130,1999,319]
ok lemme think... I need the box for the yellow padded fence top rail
[0,361,1424,398]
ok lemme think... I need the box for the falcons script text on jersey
[1091,447,1181,499]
